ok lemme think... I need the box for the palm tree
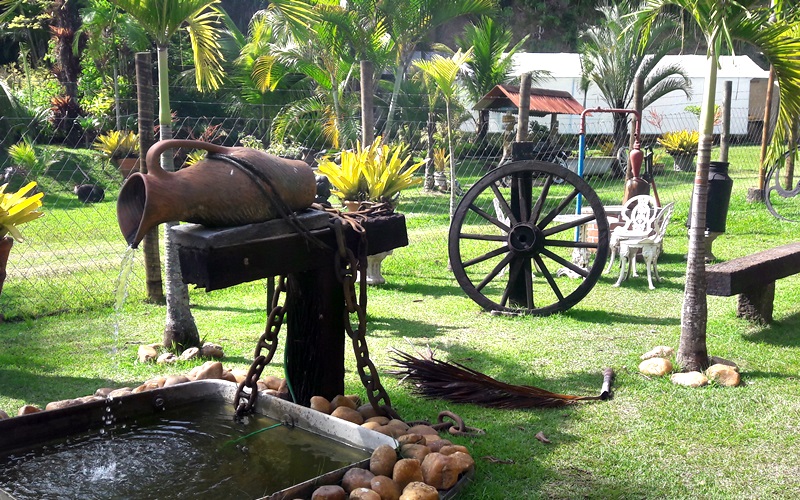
[413,49,473,220]
[637,1,800,371]
[379,0,495,139]
[109,0,226,349]
[454,16,530,144]
[77,0,150,129]
[580,1,692,151]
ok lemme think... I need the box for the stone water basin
[0,380,397,499]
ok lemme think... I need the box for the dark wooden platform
[706,241,800,323]
[172,209,408,291]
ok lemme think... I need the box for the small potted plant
[0,181,45,298]
[657,130,699,172]
[432,148,449,191]
[93,130,140,178]
[316,136,424,283]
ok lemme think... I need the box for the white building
[494,52,771,136]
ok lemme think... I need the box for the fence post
[516,73,531,142]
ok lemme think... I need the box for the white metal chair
[614,202,674,289]
[605,195,660,275]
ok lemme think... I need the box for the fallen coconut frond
[390,348,607,409]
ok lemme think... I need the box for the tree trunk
[476,109,489,145]
[156,45,199,349]
[50,0,82,99]
[677,54,716,372]
[135,51,164,304]
[384,61,407,140]
[425,112,435,190]
[360,60,374,146]
[446,101,456,220]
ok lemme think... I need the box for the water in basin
[0,398,369,499]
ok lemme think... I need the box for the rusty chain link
[234,276,287,418]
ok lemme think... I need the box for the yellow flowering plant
[317,136,424,204]
[0,181,45,242]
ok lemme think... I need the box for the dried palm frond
[391,348,607,409]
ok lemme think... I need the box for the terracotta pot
[114,157,141,179]
[117,139,316,247]
[0,236,12,297]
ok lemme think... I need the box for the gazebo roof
[473,84,584,116]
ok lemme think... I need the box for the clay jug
[622,145,650,203]
[117,139,316,247]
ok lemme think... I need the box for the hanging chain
[329,209,401,420]
[234,203,398,419]
[234,275,287,418]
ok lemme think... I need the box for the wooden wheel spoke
[463,246,509,268]
[538,187,580,228]
[542,214,597,237]
[489,182,517,226]
[540,247,589,278]
[460,233,507,242]
[468,202,510,232]
[545,239,599,249]
[533,254,564,301]
[529,175,553,225]
[476,252,515,292]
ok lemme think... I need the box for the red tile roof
[473,84,584,116]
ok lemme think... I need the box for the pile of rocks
[137,341,224,364]
[637,345,741,387]
[306,395,474,499]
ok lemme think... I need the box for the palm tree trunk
[384,62,407,140]
[446,101,456,220]
[135,51,164,304]
[156,45,199,349]
[677,53,716,372]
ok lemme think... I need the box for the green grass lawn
[2,145,800,498]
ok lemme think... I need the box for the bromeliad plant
[93,130,140,159]
[0,182,45,242]
[317,136,425,205]
[657,129,699,156]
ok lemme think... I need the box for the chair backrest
[652,202,675,244]
[619,195,659,235]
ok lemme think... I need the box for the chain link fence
[0,85,772,321]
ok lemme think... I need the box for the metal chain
[234,276,287,418]
[329,205,401,420]
[234,204,399,419]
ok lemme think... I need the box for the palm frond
[391,349,604,409]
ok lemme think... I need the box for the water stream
[112,246,137,355]
[0,399,369,499]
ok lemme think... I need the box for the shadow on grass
[366,315,460,339]
[567,308,680,326]
[740,310,800,347]
[0,367,138,409]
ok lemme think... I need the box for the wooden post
[516,72,531,142]
[627,76,644,180]
[360,60,374,146]
[135,51,164,303]
[720,81,732,163]
[285,264,346,406]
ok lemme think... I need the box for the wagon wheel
[448,160,610,316]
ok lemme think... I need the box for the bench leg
[737,282,775,324]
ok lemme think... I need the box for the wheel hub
[507,223,541,253]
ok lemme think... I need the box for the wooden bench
[706,242,800,324]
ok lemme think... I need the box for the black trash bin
[687,161,734,232]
